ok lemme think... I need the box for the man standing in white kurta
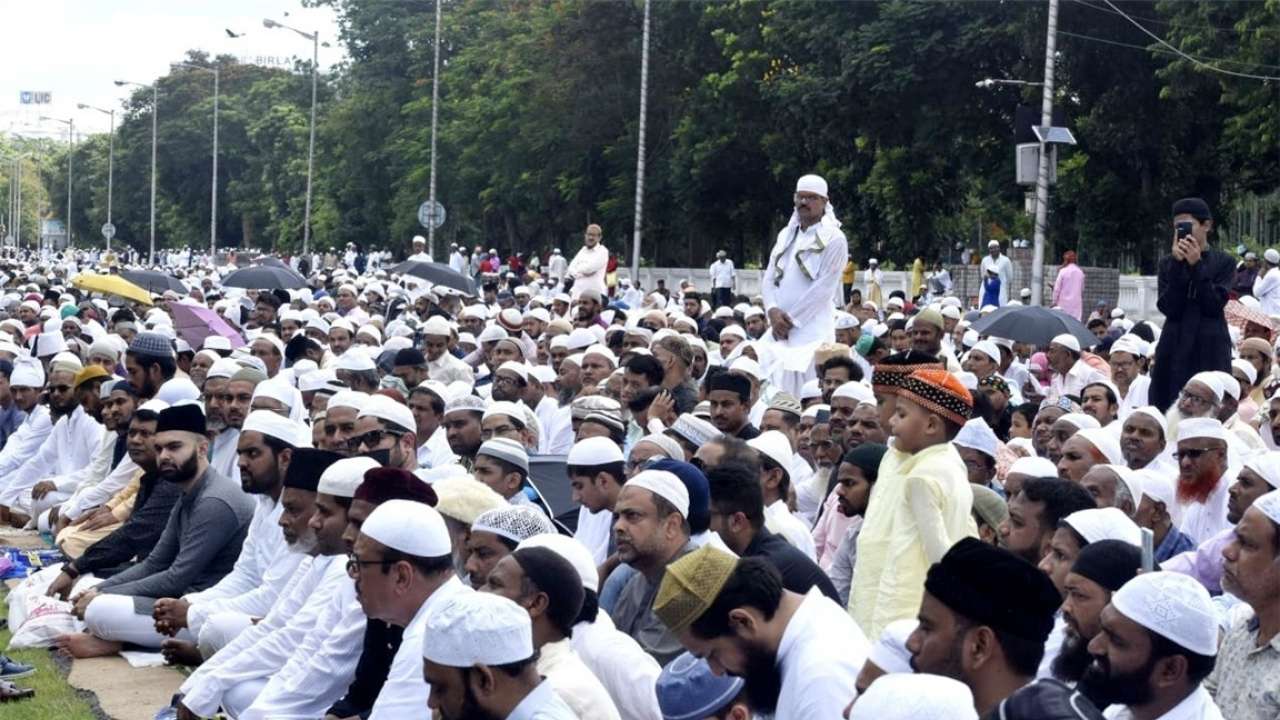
[761,174,848,397]
[567,224,609,300]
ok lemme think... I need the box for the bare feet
[52,633,122,659]
[160,639,203,667]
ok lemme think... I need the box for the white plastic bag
[9,594,82,649]
[5,562,65,630]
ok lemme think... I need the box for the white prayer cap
[327,390,371,413]
[518,534,599,592]
[833,312,859,330]
[335,349,377,372]
[955,371,979,391]
[1255,489,1280,525]
[476,324,507,344]
[1100,464,1143,507]
[729,357,764,382]
[157,377,200,404]
[1266,249,1280,265]
[525,307,551,324]
[941,305,962,321]
[961,329,980,349]
[799,379,822,401]
[1049,333,1081,353]
[298,368,336,393]
[583,344,617,367]
[1176,417,1228,444]
[801,403,829,419]
[49,351,83,374]
[548,335,571,351]
[567,436,624,466]
[413,379,451,403]
[330,317,355,334]
[1134,467,1182,526]
[1127,406,1168,439]
[242,410,311,448]
[205,358,241,381]
[358,394,417,434]
[444,393,487,415]
[1242,451,1280,490]
[954,418,999,460]
[794,174,828,198]
[970,340,1001,364]
[252,378,297,409]
[1058,412,1101,431]
[1208,370,1239,402]
[748,430,794,472]
[1077,427,1125,465]
[1008,456,1060,479]
[832,381,876,406]
[421,315,452,337]
[1231,358,1258,387]
[423,592,533,667]
[1111,572,1219,657]
[1111,333,1149,359]
[1064,507,1142,546]
[527,365,556,384]
[566,328,596,350]
[626,470,689,518]
[362,499,451,557]
[10,358,44,388]
[471,505,555,545]
[318,457,380,498]
[432,475,509,525]
[719,324,746,342]
[306,316,331,335]
[848,673,978,720]
[1186,372,1224,403]
[477,437,529,473]
[252,332,286,356]
[865,618,917,675]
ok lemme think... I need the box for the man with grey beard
[202,358,240,481]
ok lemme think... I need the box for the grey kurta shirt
[609,541,695,666]
[96,464,255,613]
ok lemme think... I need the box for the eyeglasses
[1173,447,1221,462]
[793,193,822,204]
[1178,391,1214,407]
[349,429,404,450]
[346,554,385,577]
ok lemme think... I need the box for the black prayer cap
[285,333,322,363]
[707,372,751,402]
[925,537,1061,643]
[156,403,206,436]
[1172,197,1212,221]
[283,448,345,492]
[394,348,427,368]
[1069,539,1141,593]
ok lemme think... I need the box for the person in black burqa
[1149,197,1233,411]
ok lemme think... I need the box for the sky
[1,0,345,138]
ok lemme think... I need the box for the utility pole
[629,0,651,282]
[1029,0,1059,307]
[427,0,442,259]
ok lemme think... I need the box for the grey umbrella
[119,269,188,295]
[968,305,1097,348]
[221,264,307,290]
[391,260,476,295]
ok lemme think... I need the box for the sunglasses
[349,428,404,449]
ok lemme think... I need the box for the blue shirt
[1154,525,1196,564]
[507,679,578,720]
[0,402,25,449]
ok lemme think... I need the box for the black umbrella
[969,304,1097,348]
[391,260,475,295]
[119,269,188,295]
[221,265,307,290]
[254,256,291,269]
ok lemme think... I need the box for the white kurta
[185,495,301,635]
[1178,468,1234,546]
[548,254,568,280]
[1116,375,1151,421]
[760,216,848,395]
[180,555,343,717]
[0,405,50,479]
[416,426,458,469]
[567,245,608,298]
[239,573,367,720]
[774,588,868,720]
[571,613,663,720]
[709,259,736,289]
[765,499,817,560]
[0,406,101,507]
[62,448,138,522]
[1254,268,1280,317]
[539,638,622,720]
[574,507,615,566]
[980,253,1014,306]
[368,577,472,719]
[210,429,241,486]
[1102,685,1224,719]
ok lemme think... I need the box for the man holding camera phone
[1149,197,1234,411]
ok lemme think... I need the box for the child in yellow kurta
[849,367,978,638]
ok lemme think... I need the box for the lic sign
[19,91,52,104]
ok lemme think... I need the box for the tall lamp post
[77,103,116,253]
[427,0,442,259]
[630,0,651,282]
[171,62,220,259]
[1031,0,1060,306]
[39,115,74,253]
[263,17,319,257]
[116,80,158,265]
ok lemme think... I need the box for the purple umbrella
[170,302,246,350]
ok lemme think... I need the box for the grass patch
[0,589,100,720]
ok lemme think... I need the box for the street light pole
[630,0,651,283]
[263,18,319,257]
[117,80,159,265]
[1030,0,1060,307]
[39,115,74,253]
[427,0,442,260]
[78,103,116,253]
[172,63,220,258]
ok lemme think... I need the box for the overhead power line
[1099,0,1280,81]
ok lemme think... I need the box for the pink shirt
[1053,263,1085,320]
